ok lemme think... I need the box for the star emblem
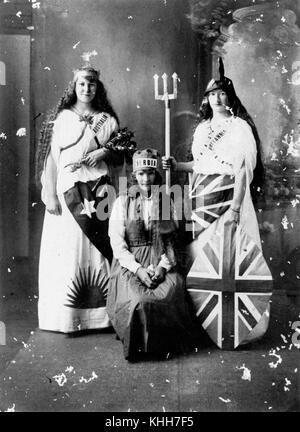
[80,198,96,218]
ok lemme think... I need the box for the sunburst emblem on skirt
[64,267,109,309]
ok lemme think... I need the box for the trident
[153,72,178,194]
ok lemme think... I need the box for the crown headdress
[133,148,159,171]
[73,66,100,82]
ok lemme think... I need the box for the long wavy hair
[196,91,265,203]
[35,66,119,187]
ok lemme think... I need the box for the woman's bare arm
[43,151,62,215]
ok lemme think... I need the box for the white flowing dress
[191,116,260,247]
[38,109,118,333]
[187,116,272,349]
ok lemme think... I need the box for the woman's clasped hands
[136,265,166,289]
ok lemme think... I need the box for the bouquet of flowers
[65,127,136,171]
[104,127,137,161]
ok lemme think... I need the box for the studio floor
[0,273,299,412]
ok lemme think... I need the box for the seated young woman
[107,148,199,361]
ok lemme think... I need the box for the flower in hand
[65,149,107,171]
[104,127,137,161]
[68,162,82,172]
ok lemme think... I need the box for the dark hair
[196,91,265,203]
[35,66,119,187]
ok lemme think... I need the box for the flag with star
[64,178,113,263]
[187,220,273,349]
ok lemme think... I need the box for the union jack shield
[189,173,234,238]
[187,220,273,349]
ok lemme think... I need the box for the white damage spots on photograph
[0,0,299,415]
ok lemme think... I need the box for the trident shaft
[153,72,178,194]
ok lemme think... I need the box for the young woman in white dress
[162,59,272,349]
[36,66,123,333]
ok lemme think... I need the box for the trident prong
[153,72,179,194]
[153,72,178,101]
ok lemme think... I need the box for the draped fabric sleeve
[232,118,261,249]
[40,113,65,204]
[158,254,174,272]
[231,118,257,181]
[109,196,142,274]
[191,122,207,168]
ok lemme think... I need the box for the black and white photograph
[0,0,299,415]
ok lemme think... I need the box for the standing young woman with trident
[36,65,124,333]
[162,59,273,349]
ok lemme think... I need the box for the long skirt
[186,172,272,349]
[38,194,110,333]
[107,246,198,359]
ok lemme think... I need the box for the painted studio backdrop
[0,0,300,302]
[0,0,300,414]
